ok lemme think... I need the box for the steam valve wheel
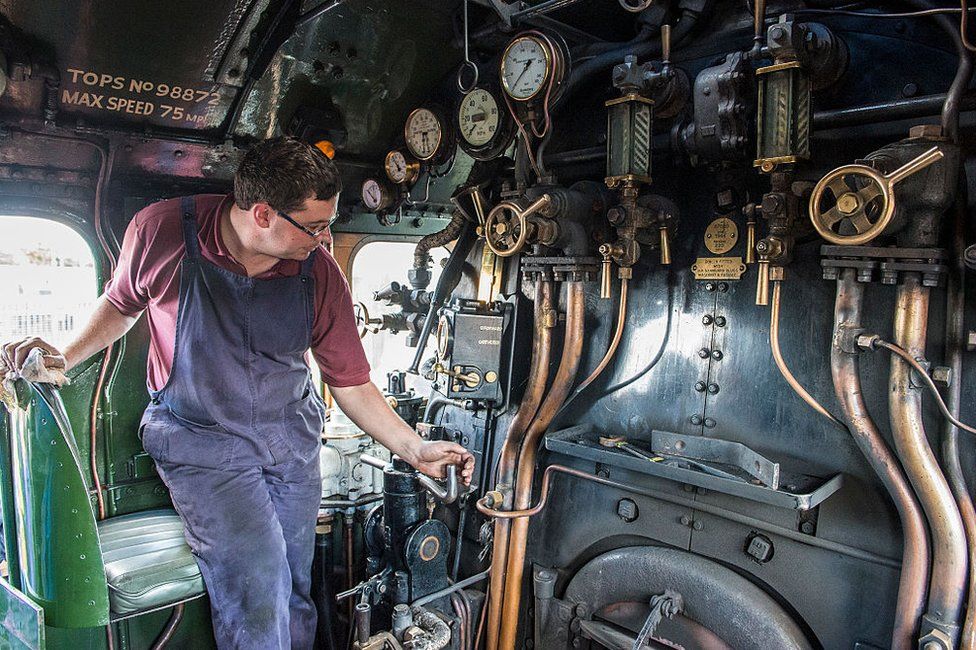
[353,302,381,338]
[484,201,530,258]
[809,146,944,245]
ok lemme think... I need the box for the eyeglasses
[276,208,338,240]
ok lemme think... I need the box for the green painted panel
[7,382,110,628]
[0,403,22,591]
[0,578,44,650]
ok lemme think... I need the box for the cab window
[0,217,98,349]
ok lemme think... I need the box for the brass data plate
[704,217,738,254]
[692,256,747,280]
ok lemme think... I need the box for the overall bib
[139,196,327,649]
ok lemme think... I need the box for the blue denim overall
[139,196,327,649]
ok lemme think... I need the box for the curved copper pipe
[575,277,628,395]
[499,282,586,650]
[890,275,967,639]
[830,269,928,650]
[770,280,845,429]
[942,197,976,648]
[149,603,185,650]
[486,279,554,650]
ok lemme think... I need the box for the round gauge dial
[404,108,443,161]
[361,178,395,212]
[384,149,420,186]
[458,88,500,147]
[501,35,551,101]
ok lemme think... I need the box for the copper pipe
[451,593,468,650]
[575,276,628,395]
[890,274,966,640]
[942,196,976,649]
[345,514,355,626]
[486,279,555,650]
[149,603,186,650]
[830,269,928,650]
[770,280,846,429]
[499,282,586,650]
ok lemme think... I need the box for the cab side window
[0,217,98,348]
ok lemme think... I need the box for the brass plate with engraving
[692,256,747,280]
[704,217,739,254]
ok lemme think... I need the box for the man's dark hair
[234,137,342,212]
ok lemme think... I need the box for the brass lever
[433,362,481,388]
[756,258,770,306]
[659,225,672,266]
[599,243,614,299]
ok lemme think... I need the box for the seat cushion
[97,509,205,615]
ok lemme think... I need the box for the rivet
[698,348,710,359]
[715,316,726,327]
[711,350,723,360]
[694,381,706,392]
[704,418,717,428]
[690,415,703,426]
[702,314,713,325]
[707,383,720,395]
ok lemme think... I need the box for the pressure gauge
[384,149,421,186]
[404,107,444,161]
[459,88,500,147]
[456,86,515,161]
[501,35,552,101]
[361,178,396,213]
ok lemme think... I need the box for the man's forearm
[330,381,422,463]
[64,295,141,371]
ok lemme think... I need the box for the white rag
[0,347,70,411]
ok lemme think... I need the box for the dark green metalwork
[0,577,45,649]
[6,381,110,628]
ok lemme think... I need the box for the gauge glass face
[385,150,409,183]
[459,89,500,147]
[361,179,385,211]
[501,36,549,100]
[405,108,443,160]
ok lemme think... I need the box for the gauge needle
[513,59,532,88]
[468,123,478,136]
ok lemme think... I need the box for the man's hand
[407,439,475,486]
[1,337,66,373]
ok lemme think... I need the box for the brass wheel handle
[809,146,944,246]
[353,302,379,339]
[484,195,552,258]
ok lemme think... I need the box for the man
[1,137,474,648]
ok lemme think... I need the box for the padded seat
[97,509,205,615]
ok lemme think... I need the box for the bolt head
[931,366,953,387]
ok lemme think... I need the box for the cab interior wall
[0,0,974,649]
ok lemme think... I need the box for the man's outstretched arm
[1,294,141,373]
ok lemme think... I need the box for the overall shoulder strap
[179,196,200,260]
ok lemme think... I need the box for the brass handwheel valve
[809,146,944,246]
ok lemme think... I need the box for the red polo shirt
[105,193,371,392]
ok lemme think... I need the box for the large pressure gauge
[404,107,444,161]
[501,35,553,101]
[456,86,514,160]
[384,149,420,186]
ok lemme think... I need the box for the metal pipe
[148,603,185,650]
[476,464,900,569]
[412,569,491,608]
[486,279,555,650]
[499,282,586,650]
[574,277,628,395]
[941,194,976,648]
[355,602,371,644]
[770,280,846,429]
[830,269,928,650]
[345,514,356,627]
[890,274,967,643]
[451,593,468,650]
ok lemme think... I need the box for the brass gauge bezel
[436,314,453,359]
[360,177,397,213]
[403,107,444,162]
[384,149,421,186]
[500,34,553,102]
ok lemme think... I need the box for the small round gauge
[384,149,420,186]
[404,107,444,161]
[459,88,500,147]
[501,35,551,101]
[361,178,396,212]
